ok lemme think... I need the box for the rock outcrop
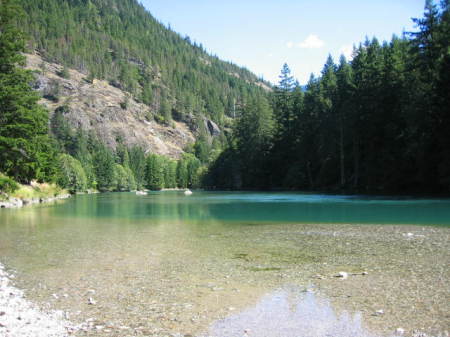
[26,53,195,159]
[204,118,221,137]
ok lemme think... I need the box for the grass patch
[9,181,67,200]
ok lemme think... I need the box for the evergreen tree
[176,159,188,188]
[335,55,354,188]
[92,141,116,191]
[234,95,274,187]
[129,146,146,189]
[0,0,56,183]
[145,154,164,190]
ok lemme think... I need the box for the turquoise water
[0,191,449,336]
[43,191,450,226]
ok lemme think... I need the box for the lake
[0,191,449,336]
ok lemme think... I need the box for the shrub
[56,154,88,193]
[0,173,19,194]
[113,164,136,191]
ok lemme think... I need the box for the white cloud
[286,41,294,49]
[298,34,324,49]
[339,45,354,60]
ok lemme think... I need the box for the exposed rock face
[26,53,195,159]
[204,118,221,137]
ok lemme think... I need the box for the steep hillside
[26,53,195,158]
[18,0,269,135]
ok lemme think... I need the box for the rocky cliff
[26,53,195,159]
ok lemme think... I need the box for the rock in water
[336,271,348,279]
[184,190,193,196]
[396,328,405,335]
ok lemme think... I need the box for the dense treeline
[17,0,266,131]
[206,1,450,194]
[0,0,203,193]
[51,116,203,193]
[3,0,449,196]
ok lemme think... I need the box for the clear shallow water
[207,289,378,337]
[0,192,449,336]
[39,191,450,226]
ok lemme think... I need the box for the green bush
[56,154,88,193]
[113,164,136,191]
[0,173,19,194]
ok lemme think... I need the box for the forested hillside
[1,0,222,193]
[2,0,449,195]
[206,1,450,194]
[17,0,268,131]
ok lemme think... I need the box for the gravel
[0,263,76,337]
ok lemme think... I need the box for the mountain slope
[26,53,195,158]
[18,0,269,135]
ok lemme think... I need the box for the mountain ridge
[18,0,270,144]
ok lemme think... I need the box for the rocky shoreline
[0,194,71,209]
[0,263,76,337]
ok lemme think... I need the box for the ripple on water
[206,288,384,337]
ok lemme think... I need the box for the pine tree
[0,0,56,182]
[278,63,296,91]
[92,141,116,191]
[145,154,164,190]
[234,95,274,187]
[335,55,354,188]
[129,146,146,189]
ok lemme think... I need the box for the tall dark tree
[234,95,274,187]
[335,55,354,188]
[0,0,56,182]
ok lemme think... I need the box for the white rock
[336,271,348,279]
[184,189,193,196]
[396,328,405,335]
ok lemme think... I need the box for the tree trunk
[353,137,359,189]
[339,113,345,188]
[307,160,314,189]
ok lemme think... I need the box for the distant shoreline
[0,193,71,209]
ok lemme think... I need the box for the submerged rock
[373,309,384,316]
[396,327,405,335]
[336,271,349,279]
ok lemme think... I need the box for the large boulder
[204,118,221,137]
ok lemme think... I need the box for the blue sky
[141,0,426,85]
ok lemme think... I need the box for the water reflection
[48,191,450,226]
[207,289,379,337]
